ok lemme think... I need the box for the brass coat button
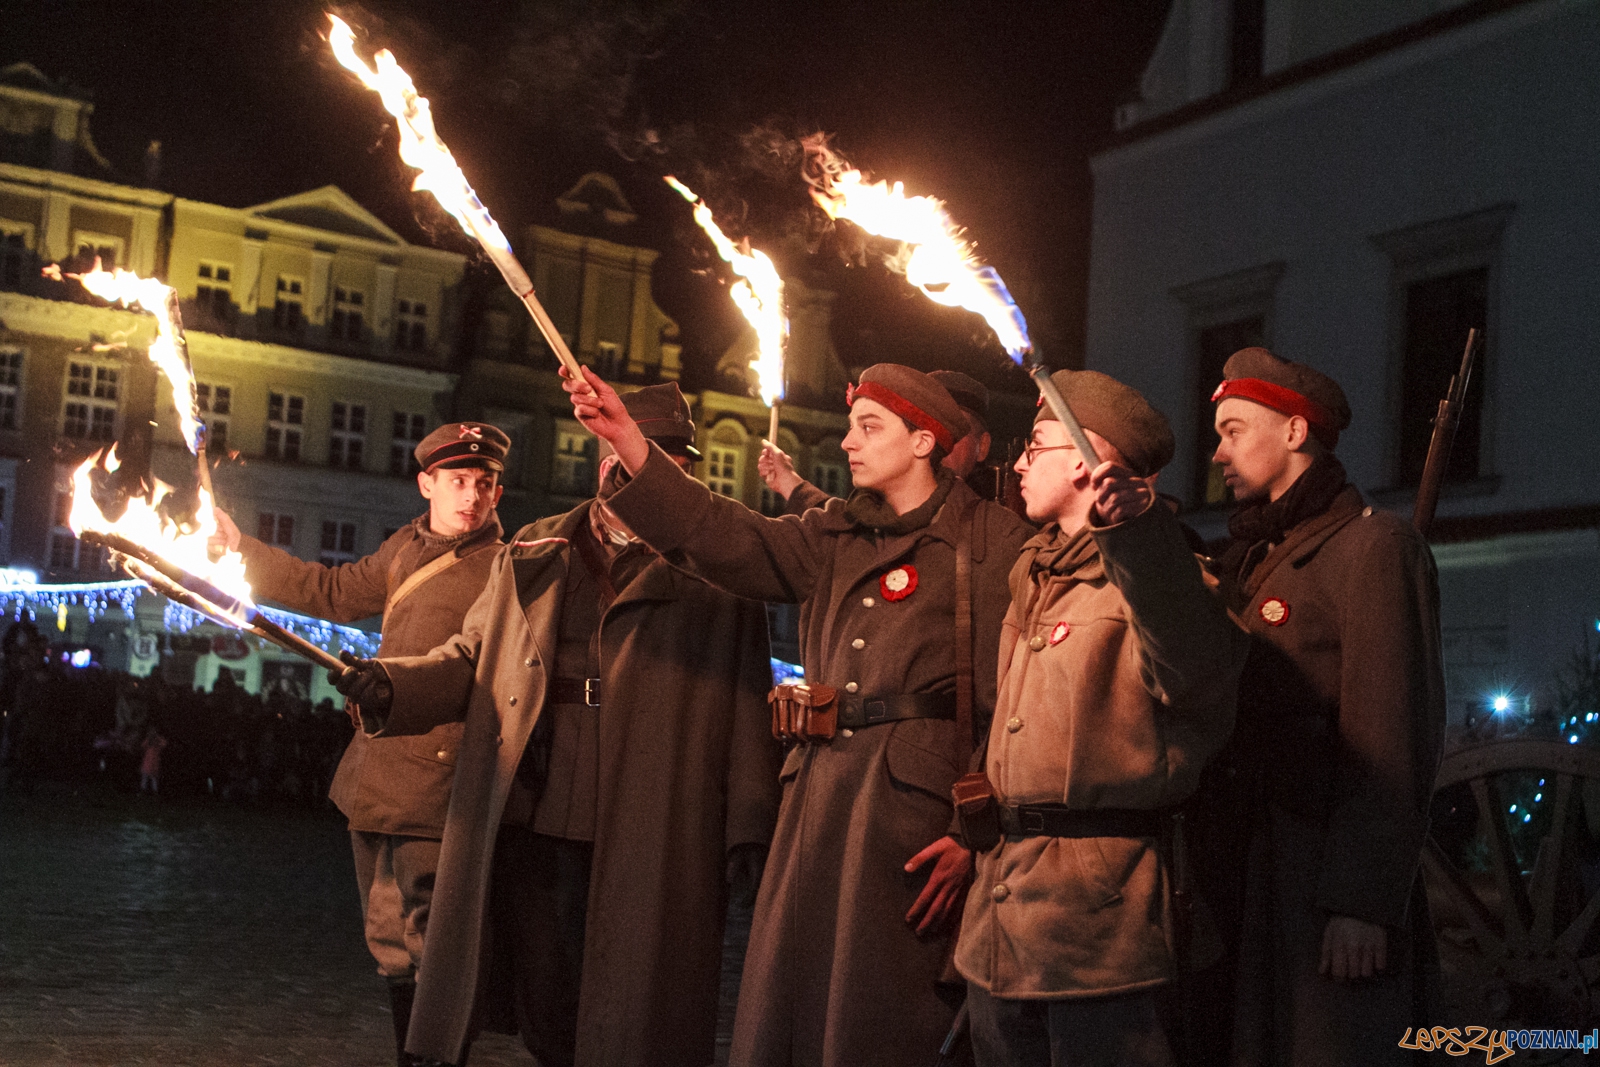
[509,696,517,705]
[525,658,534,667]
[1006,717,1023,733]
[1028,635,1046,652]
[852,638,866,650]
[845,682,859,694]
[992,883,1010,902]
[862,596,875,607]
[436,750,448,760]
[841,728,854,738]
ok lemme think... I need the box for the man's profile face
[1013,420,1100,525]
[1212,398,1296,503]
[418,467,503,536]
[942,409,991,480]
[841,398,932,491]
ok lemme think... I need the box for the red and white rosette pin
[880,565,919,602]
[1049,621,1071,645]
[1258,598,1290,626]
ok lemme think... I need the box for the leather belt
[997,804,1169,839]
[549,677,601,707]
[838,693,955,729]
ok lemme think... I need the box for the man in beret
[954,370,1247,1066]
[1207,347,1445,1066]
[331,383,781,1067]
[558,362,1031,1067]
[212,420,510,1067]
[759,368,998,514]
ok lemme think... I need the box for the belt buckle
[1021,808,1046,834]
[864,699,887,723]
[584,678,600,707]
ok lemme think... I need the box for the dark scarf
[1028,523,1102,581]
[844,467,957,537]
[1217,453,1348,583]
[412,511,502,555]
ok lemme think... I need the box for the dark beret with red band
[847,364,968,453]
[928,370,989,419]
[415,421,511,473]
[1211,347,1351,449]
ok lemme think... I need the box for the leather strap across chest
[385,540,497,614]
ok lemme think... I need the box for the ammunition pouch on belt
[952,772,1001,852]
[769,683,839,743]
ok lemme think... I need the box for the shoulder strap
[955,498,976,760]
[385,541,496,615]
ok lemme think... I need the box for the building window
[195,262,232,327]
[595,341,624,379]
[705,446,741,498]
[396,300,428,352]
[273,276,305,334]
[49,486,106,575]
[550,421,597,496]
[72,231,123,270]
[63,362,118,441]
[257,512,295,547]
[0,222,33,290]
[266,391,304,461]
[0,348,21,431]
[331,287,364,342]
[196,382,230,453]
[1194,316,1265,506]
[390,412,427,475]
[1398,269,1487,485]
[330,401,367,470]
[320,521,358,566]
[813,461,848,498]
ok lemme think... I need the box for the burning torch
[803,137,1100,466]
[327,15,590,390]
[664,176,789,442]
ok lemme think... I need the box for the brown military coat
[370,503,781,1067]
[955,505,1246,998]
[238,513,503,836]
[1222,487,1446,1067]
[608,445,1032,1067]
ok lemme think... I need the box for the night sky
[1,0,1170,393]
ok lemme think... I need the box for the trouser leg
[491,827,592,1067]
[351,830,416,980]
[1044,990,1175,1067]
[967,983,1052,1067]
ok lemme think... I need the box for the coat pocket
[779,743,806,784]
[410,720,466,766]
[884,726,960,805]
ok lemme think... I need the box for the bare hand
[757,442,803,499]
[1320,915,1387,979]
[1090,461,1156,525]
[210,507,241,553]
[904,835,973,937]
[560,365,649,473]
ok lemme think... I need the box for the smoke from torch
[801,135,1098,466]
[664,176,788,440]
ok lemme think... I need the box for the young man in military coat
[561,362,1033,1067]
[1208,347,1446,1066]
[212,421,509,1067]
[333,383,782,1067]
[954,371,1247,1067]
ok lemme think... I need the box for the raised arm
[230,515,399,623]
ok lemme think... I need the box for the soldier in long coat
[954,371,1247,1066]
[564,362,1033,1067]
[335,383,781,1067]
[1207,348,1446,1066]
[214,421,508,1067]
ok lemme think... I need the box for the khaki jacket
[238,514,502,836]
[956,504,1246,998]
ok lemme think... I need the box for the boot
[388,979,417,1067]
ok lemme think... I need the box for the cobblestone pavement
[0,787,746,1066]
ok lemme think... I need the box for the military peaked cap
[416,422,511,473]
[624,382,701,458]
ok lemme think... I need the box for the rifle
[1411,328,1481,537]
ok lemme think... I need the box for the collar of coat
[1023,522,1105,583]
[507,502,681,608]
[409,510,504,556]
[1233,485,1368,603]
[842,466,958,536]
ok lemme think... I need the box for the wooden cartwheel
[1424,739,1600,1062]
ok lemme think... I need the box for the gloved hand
[330,650,393,722]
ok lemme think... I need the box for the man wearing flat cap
[331,382,781,1067]
[1206,348,1445,1066]
[954,370,1247,1066]
[212,420,510,1066]
[557,362,1031,1067]
[760,368,998,514]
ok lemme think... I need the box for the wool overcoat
[238,513,503,836]
[1222,487,1446,1067]
[607,445,1032,1067]
[955,505,1246,999]
[370,502,781,1067]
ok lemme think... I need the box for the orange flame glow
[804,137,1032,362]
[665,177,787,407]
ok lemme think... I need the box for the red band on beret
[846,380,955,452]
[1211,377,1338,446]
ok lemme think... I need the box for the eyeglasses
[1020,443,1075,464]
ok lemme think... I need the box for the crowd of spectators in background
[0,619,352,804]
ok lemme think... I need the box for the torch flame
[68,447,252,605]
[665,177,787,407]
[66,259,203,451]
[327,14,514,256]
[803,136,1032,363]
